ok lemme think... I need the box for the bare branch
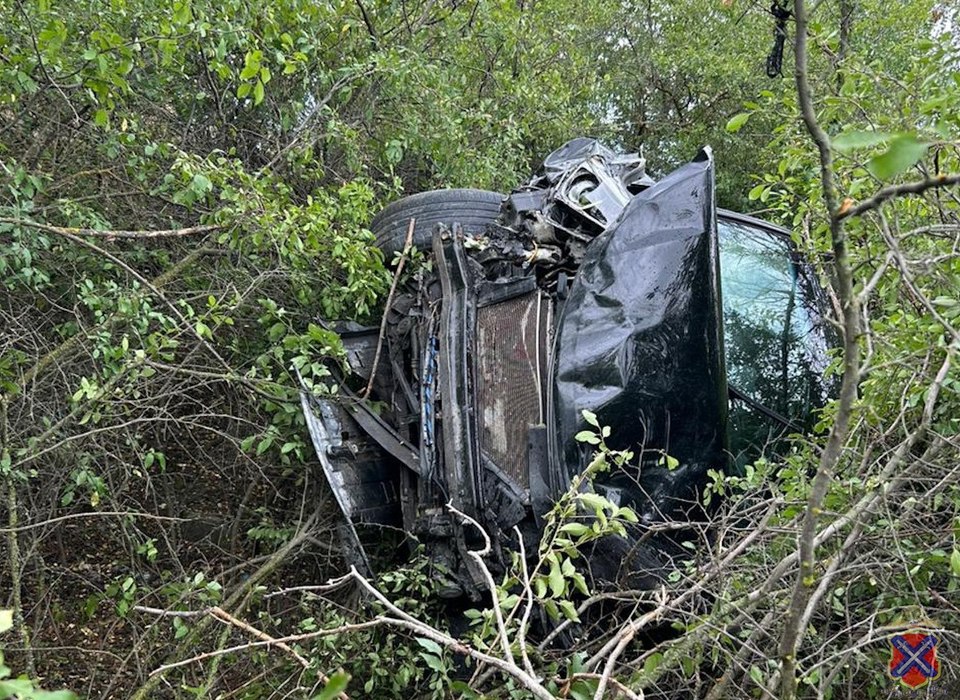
[147,618,379,676]
[208,606,311,669]
[0,510,188,533]
[0,217,222,239]
[346,566,555,700]
[361,217,415,400]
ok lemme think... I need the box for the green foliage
[462,416,639,667]
[296,553,458,699]
[311,670,350,700]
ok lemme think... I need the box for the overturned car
[300,139,836,597]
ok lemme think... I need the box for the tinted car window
[718,218,835,465]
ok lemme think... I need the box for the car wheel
[371,188,505,255]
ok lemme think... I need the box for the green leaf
[569,678,598,700]
[574,430,600,445]
[239,51,262,81]
[748,183,765,201]
[950,549,960,576]
[173,616,189,639]
[449,681,481,699]
[548,555,565,597]
[0,680,36,695]
[559,522,591,536]
[581,409,599,427]
[422,653,445,672]
[415,637,442,656]
[867,134,929,179]
[558,599,580,622]
[0,610,12,634]
[578,492,609,513]
[643,652,663,676]
[725,112,750,133]
[173,0,191,25]
[749,665,764,685]
[253,79,265,105]
[195,321,212,339]
[616,507,639,523]
[832,130,890,152]
[312,670,350,700]
[571,571,589,595]
[256,436,273,455]
[191,173,212,195]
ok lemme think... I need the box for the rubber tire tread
[371,188,504,255]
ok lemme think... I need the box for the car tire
[371,188,505,256]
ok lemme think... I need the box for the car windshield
[718,217,835,465]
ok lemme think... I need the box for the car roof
[718,208,793,244]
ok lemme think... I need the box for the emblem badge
[888,632,941,690]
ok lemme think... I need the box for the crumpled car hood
[552,148,729,518]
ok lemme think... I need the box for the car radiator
[475,291,551,490]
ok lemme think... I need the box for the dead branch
[360,217,415,400]
[0,217,222,239]
[147,618,379,676]
[208,606,310,668]
[0,510,188,533]
[446,502,517,669]
[129,510,321,700]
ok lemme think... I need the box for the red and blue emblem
[888,632,940,690]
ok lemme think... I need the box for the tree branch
[839,173,960,220]
[778,3,863,697]
[0,217,222,239]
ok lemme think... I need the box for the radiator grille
[476,293,549,488]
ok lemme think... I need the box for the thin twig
[0,510,188,533]
[571,673,643,700]
[361,218,415,399]
[148,619,380,676]
[208,606,311,669]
